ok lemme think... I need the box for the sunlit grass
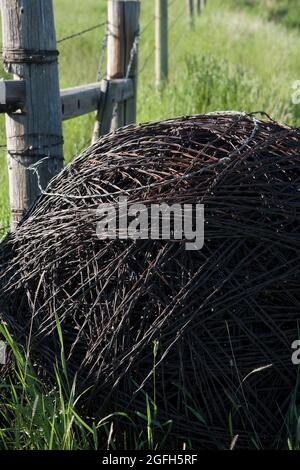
[0,0,300,449]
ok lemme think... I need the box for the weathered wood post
[155,0,168,88]
[1,0,63,232]
[187,0,194,29]
[92,0,140,141]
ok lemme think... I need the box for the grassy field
[0,0,300,449]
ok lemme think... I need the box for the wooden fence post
[187,0,194,29]
[155,0,168,88]
[92,0,140,141]
[1,0,63,232]
[196,0,201,15]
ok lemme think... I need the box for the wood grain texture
[0,79,133,120]
[0,79,26,110]
[93,0,140,141]
[91,78,134,142]
[61,82,102,121]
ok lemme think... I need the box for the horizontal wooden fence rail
[0,78,134,122]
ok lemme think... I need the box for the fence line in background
[155,0,168,87]
[187,0,194,29]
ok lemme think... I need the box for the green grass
[0,0,300,449]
